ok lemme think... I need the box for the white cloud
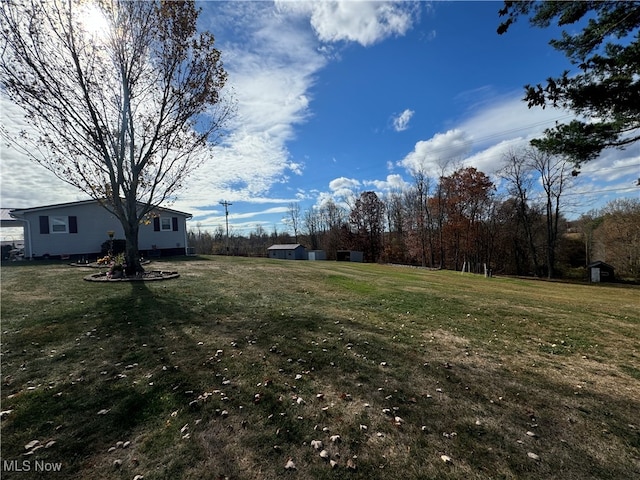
[189,205,290,232]
[0,4,318,215]
[312,176,360,207]
[316,174,410,211]
[1,1,423,236]
[231,206,290,221]
[392,109,414,132]
[170,2,422,221]
[462,137,530,177]
[392,91,639,217]
[457,93,574,150]
[277,0,419,47]
[329,176,361,192]
[397,92,579,179]
[399,129,472,176]
[0,95,92,207]
[364,174,409,192]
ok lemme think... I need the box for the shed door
[591,268,600,283]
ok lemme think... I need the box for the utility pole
[220,200,232,255]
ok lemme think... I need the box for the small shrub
[101,238,126,255]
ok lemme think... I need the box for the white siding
[17,202,189,257]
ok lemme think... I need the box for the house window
[160,217,172,231]
[39,215,77,234]
[153,216,179,232]
[50,216,68,233]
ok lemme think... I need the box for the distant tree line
[188,149,639,281]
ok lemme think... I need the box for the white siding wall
[20,203,188,257]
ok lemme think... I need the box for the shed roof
[267,244,305,250]
[587,261,615,270]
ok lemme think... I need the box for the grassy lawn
[1,256,639,479]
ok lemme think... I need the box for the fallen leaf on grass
[24,440,40,451]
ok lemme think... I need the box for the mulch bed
[83,271,180,282]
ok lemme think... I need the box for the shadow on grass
[2,277,639,480]
[0,281,206,479]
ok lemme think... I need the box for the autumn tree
[404,170,434,267]
[303,207,321,251]
[595,199,640,280]
[382,190,407,264]
[248,224,269,256]
[286,202,301,243]
[0,0,230,274]
[302,201,347,259]
[498,1,640,166]
[492,198,524,274]
[575,210,604,267]
[440,167,495,271]
[349,191,385,262]
[500,148,543,275]
[528,149,572,278]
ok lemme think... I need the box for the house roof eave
[8,198,192,218]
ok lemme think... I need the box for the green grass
[1,257,639,479]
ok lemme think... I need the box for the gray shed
[588,261,615,283]
[307,250,326,261]
[267,244,306,260]
[336,250,364,262]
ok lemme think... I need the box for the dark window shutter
[153,217,160,232]
[39,216,49,234]
[172,217,178,231]
[69,216,78,234]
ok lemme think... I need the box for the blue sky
[1,1,638,239]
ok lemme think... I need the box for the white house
[9,199,192,259]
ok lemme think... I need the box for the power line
[219,200,232,254]
[562,185,639,197]
[581,163,640,174]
